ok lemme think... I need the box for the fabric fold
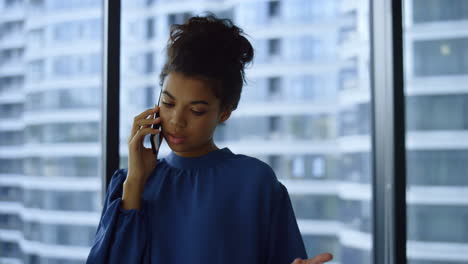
[265,181,308,264]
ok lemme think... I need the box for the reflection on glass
[404,0,468,263]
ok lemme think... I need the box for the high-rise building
[0,0,102,263]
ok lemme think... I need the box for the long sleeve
[86,169,151,264]
[265,180,308,264]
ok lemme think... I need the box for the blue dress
[86,147,307,264]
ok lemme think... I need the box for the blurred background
[0,0,466,263]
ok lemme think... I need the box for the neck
[173,139,219,158]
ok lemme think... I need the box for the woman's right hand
[127,105,162,184]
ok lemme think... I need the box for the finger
[132,106,158,127]
[131,113,152,142]
[140,114,155,130]
[130,116,154,144]
[136,106,160,120]
[137,107,159,131]
[139,116,161,130]
[130,127,160,149]
[130,117,161,146]
[305,253,333,264]
[130,107,159,140]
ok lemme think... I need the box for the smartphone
[150,88,163,157]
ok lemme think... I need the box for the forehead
[162,72,217,101]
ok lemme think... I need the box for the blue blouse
[86,147,307,264]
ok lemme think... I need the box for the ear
[218,109,232,124]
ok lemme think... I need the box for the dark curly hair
[159,13,254,113]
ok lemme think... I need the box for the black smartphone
[150,88,163,157]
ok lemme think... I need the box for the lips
[166,132,186,139]
[165,131,186,144]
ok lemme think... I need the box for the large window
[0,0,103,263]
[404,0,468,263]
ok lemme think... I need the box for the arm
[121,173,146,211]
[86,169,151,264]
[265,180,308,264]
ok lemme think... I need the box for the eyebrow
[162,90,210,105]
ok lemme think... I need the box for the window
[0,131,23,146]
[404,0,468,262]
[267,76,281,100]
[291,195,338,220]
[28,0,44,12]
[127,52,154,75]
[268,1,280,18]
[406,150,468,186]
[311,157,325,178]
[268,38,281,56]
[0,76,23,93]
[27,28,44,48]
[413,0,468,23]
[27,59,45,80]
[407,205,468,243]
[146,17,155,39]
[145,86,155,108]
[52,19,101,42]
[340,152,372,183]
[339,103,371,136]
[269,115,281,132]
[168,12,192,26]
[22,156,98,177]
[414,38,468,76]
[406,95,468,130]
[47,0,100,10]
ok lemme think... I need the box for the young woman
[86,14,333,264]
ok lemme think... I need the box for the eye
[192,110,205,116]
[163,102,205,116]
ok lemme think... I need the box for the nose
[169,109,187,129]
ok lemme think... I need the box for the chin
[166,141,190,151]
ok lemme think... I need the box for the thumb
[307,253,333,263]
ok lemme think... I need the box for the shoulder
[229,153,280,188]
[229,154,289,208]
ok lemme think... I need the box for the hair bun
[160,13,255,112]
[168,13,254,71]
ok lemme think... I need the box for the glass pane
[0,0,103,263]
[404,0,468,263]
[119,0,373,263]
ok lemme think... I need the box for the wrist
[124,173,146,190]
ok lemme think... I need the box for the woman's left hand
[290,253,333,264]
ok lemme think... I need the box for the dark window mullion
[101,0,121,204]
[370,0,407,264]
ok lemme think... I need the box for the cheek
[158,112,164,122]
[194,117,218,134]
[158,110,167,126]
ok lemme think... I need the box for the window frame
[370,0,407,263]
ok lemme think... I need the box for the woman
[86,14,333,264]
